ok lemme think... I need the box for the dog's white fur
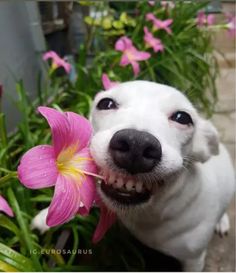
[90,81,235,271]
[32,81,235,271]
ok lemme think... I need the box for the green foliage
[0,1,220,271]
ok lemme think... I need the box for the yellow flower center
[56,145,92,183]
[126,50,136,62]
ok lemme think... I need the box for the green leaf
[0,215,20,236]
[0,259,18,272]
[0,243,34,272]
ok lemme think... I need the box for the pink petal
[80,176,96,212]
[133,51,151,61]
[17,145,58,189]
[38,107,71,157]
[92,200,116,243]
[46,175,81,226]
[71,147,97,177]
[102,74,119,90]
[72,147,97,212]
[207,14,215,25]
[115,36,133,51]
[163,19,173,27]
[43,51,59,61]
[115,38,126,51]
[146,13,155,21]
[65,112,92,151]
[144,26,149,35]
[197,11,205,26]
[102,74,111,90]
[38,107,92,155]
[43,51,71,74]
[0,196,14,217]
[60,61,71,74]
[131,61,140,76]
[148,1,155,6]
[120,54,130,66]
[56,58,71,74]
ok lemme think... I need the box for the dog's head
[90,81,219,212]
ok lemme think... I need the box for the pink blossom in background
[0,195,14,217]
[148,1,155,6]
[197,11,215,27]
[146,13,173,34]
[115,36,151,76]
[43,51,71,74]
[161,1,175,9]
[225,13,236,37]
[18,107,98,227]
[144,27,164,53]
[102,74,119,90]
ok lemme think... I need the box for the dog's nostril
[111,139,130,152]
[143,146,161,160]
[109,129,162,174]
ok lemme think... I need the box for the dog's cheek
[160,144,183,174]
[90,130,113,169]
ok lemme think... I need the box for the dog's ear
[191,118,219,163]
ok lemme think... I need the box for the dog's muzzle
[98,129,162,206]
[109,129,162,174]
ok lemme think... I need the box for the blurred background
[0,1,234,271]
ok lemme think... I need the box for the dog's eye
[170,111,193,125]
[96,98,118,110]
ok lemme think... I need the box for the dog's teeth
[135,181,143,193]
[116,178,124,188]
[108,173,116,184]
[97,179,102,185]
[126,180,134,191]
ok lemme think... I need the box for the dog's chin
[97,168,162,210]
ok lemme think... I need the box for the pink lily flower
[92,195,116,243]
[115,36,151,76]
[0,195,14,217]
[225,13,236,37]
[18,107,98,227]
[102,74,119,90]
[146,13,173,34]
[43,51,71,74]
[197,11,215,27]
[144,27,164,53]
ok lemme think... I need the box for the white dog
[33,81,235,271]
[89,81,235,271]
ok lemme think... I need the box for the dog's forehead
[97,81,194,110]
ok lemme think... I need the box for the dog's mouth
[99,171,153,206]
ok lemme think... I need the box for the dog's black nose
[109,129,162,174]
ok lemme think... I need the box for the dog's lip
[100,180,151,205]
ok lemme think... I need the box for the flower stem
[7,188,42,272]
[0,172,17,184]
[145,60,156,82]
